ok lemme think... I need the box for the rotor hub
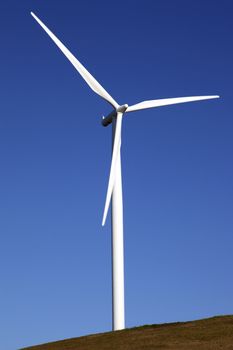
[102,104,128,127]
[117,104,128,113]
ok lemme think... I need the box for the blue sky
[0,1,232,349]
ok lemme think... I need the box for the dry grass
[21,315,233,350]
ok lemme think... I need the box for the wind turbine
[31,12,219,332]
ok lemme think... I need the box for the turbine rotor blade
[31,12,119,109]
[102,113,123,226]
[126,95,220,113]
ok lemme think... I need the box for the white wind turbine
[31,12,219,332]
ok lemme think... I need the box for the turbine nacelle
[102,104,128,127]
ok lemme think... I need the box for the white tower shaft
[111,116,125,331]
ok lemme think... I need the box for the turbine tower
[31,12,219,331]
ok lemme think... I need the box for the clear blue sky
[0,1,232,349]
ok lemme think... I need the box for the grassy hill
[21,315,233,350]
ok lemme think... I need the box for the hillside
[21,315,233,350]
